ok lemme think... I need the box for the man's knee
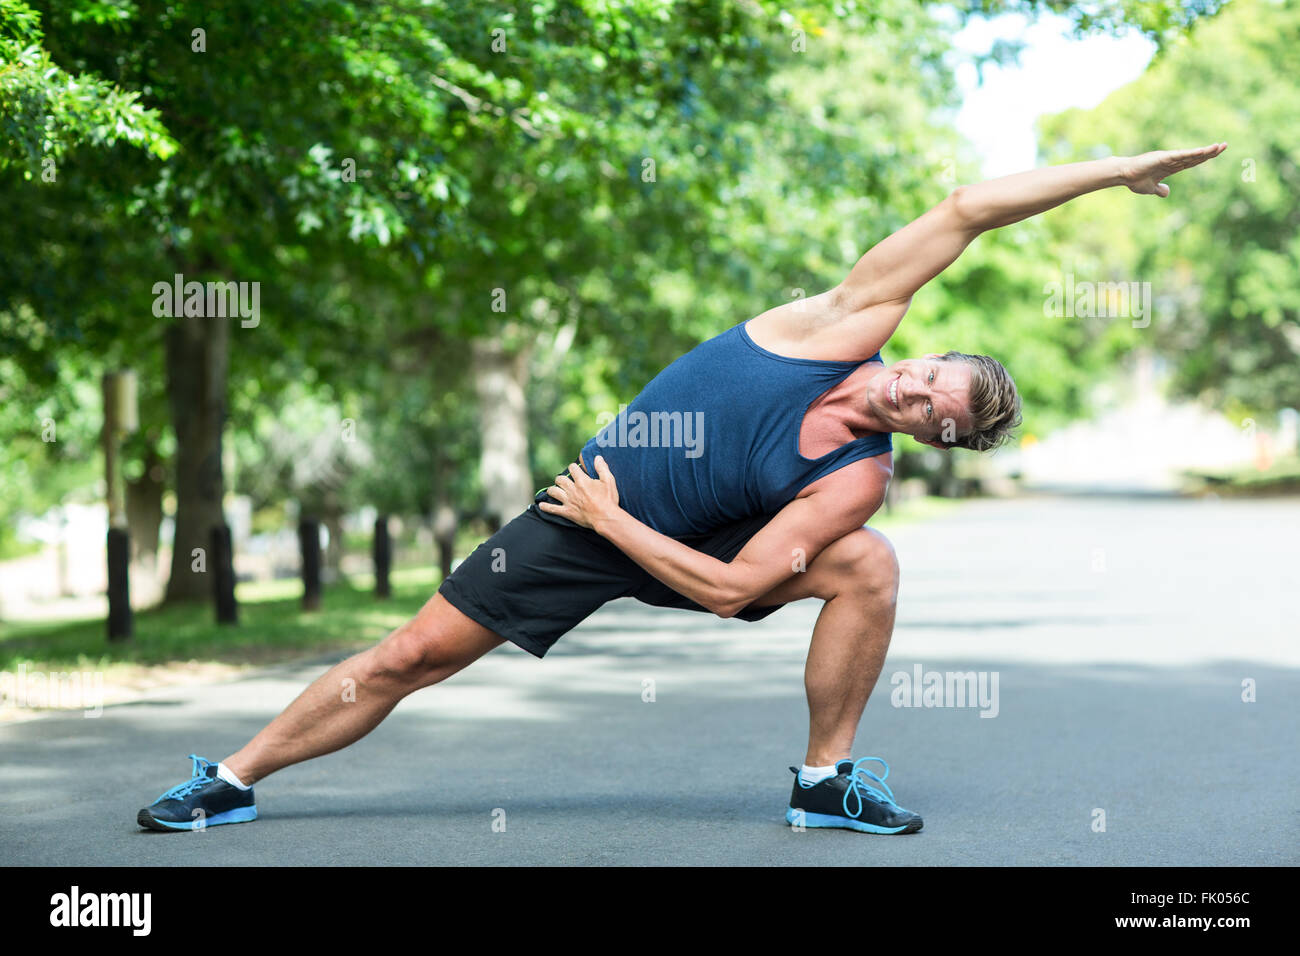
[364,603,482,687]
[821,527,899,602]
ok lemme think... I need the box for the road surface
[3,493,1296,865]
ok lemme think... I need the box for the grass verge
[0,566,440,675]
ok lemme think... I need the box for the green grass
[0,537,43,562]
[0,566,441,673]
[1182,454,1300,496]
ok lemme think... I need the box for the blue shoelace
[154,754,216,802]
[797,756,900,819]
[840,756,900,819]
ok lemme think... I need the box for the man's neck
[826,363,891,435]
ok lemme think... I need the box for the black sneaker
[785,756,923,834]
[137,754,257,831]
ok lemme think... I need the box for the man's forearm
[954,156,1127,233]
[592,511,745,616]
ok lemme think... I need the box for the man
[139,143,1226,835]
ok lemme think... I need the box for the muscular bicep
[749,191,982,361]
[847,195,976,301]
[802,191,979,357]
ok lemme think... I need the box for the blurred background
[1,0,1296,666]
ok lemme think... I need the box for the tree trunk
[323,507,345,583]
[938,451,959,498]
[471,340,533,530]
[164,312,231,603]
[126,438,164,567]
[432,502,457,583]
[56,506,71,596]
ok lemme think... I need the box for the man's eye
[926,402,933,418]
[928,370,934,384]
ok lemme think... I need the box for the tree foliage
[1039,0,1299,417]
[1,0,1236,582]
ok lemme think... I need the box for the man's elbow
[712,601,742,620]
[947,184,981,231]
[946,184,970,221]
[707,581,754,619]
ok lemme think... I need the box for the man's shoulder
[747,290,902,362]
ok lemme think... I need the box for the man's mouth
[888,375,900,410]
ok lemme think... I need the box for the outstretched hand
[538,455,620,530]
[1121,143,1227,197]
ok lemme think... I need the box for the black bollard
[373,515,392,599]
[299,518,321,611]
[106,527,133,640]
[209,523,238,624]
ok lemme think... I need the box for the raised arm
[773,144,1226,361]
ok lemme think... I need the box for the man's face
[868,354,973,447]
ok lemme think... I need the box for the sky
[948,11,1157,178]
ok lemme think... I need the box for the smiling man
[139,144,1226,836]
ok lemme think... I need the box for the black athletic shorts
[437,490,784,658]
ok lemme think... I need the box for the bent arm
[538,455,883,616]
[591,492,873,617]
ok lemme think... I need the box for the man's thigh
[749,526,896,608]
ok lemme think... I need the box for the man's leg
[749,527,899,766]
[221,594,504,785]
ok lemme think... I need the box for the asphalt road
[3,493,1297,865]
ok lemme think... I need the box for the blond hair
[939,351,1022,452]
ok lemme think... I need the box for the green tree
[1038,0,1300,418]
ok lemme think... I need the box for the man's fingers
[1187,143,1227,167]
[593,454,614,482]
[1172,143,1225,170]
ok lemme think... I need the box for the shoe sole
[137,806,257,831]
[786,806,922,834]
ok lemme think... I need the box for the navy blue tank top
[578,321,892,537]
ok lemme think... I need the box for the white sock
[798,762,839,786]
[216,762,251,790]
